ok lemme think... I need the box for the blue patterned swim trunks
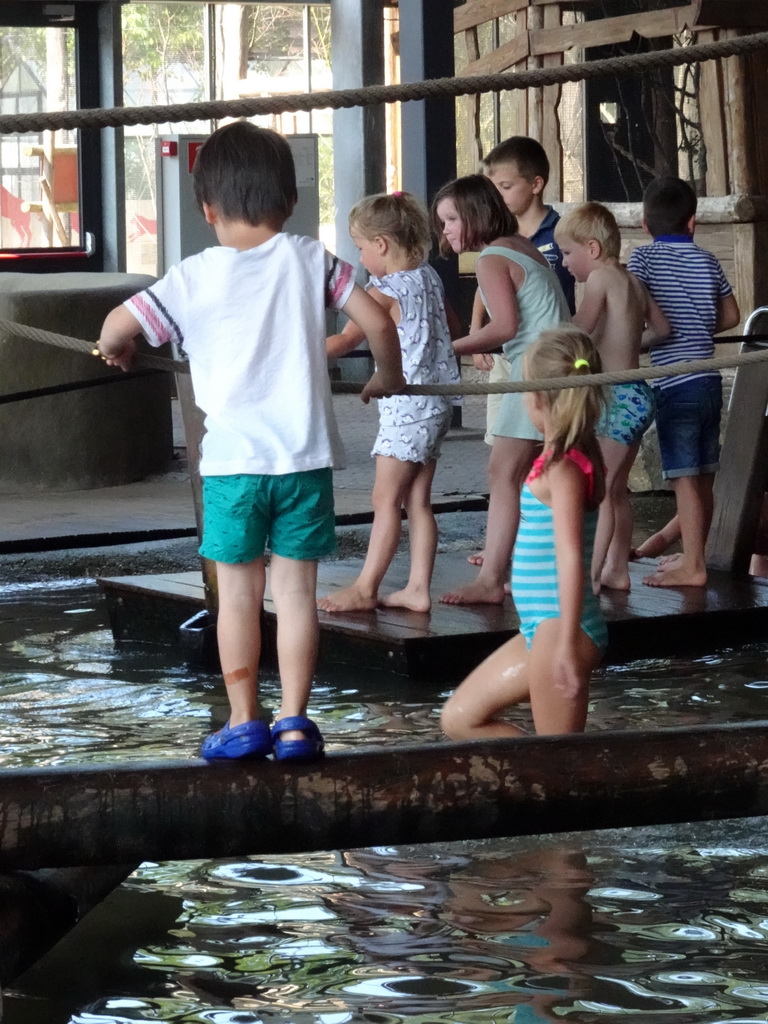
[598,381,655,447]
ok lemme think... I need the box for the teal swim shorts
[200,469,336,564]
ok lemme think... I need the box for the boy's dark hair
[483,136,550,184]
[642,176,697,237]
[431,174,518,255]
[193,121,298,227]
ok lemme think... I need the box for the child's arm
[570,273,607,337]
[640,289,672,350]
[452,256,520,356]
[97,305,143,371]
[327,285,399,358]
[326,319,367,359]
[469,286,493,372]
[339,283,405,403]
[715,293,740,334]
[550,460,591,699]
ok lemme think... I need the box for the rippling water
[4,584,768,1023]
[1,583,768,768]
[8,839,768,1023]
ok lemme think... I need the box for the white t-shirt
[125,233,356,476]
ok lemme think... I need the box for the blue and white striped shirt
[627,235,733,391]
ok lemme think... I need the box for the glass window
[123,3,332,275]
[0,24,79,250]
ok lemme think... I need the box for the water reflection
[7,839,767,1022]
[3,584,768,769]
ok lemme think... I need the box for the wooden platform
[98,551,768,677]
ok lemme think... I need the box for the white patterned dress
[368,263,460,463]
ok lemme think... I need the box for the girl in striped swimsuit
[441,327,608,739]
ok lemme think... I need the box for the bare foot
[379,587,431,613]
[657,552,683,569]
[318,585,378,613]
[439,578,507,605]
[643,565,707,588]
[467,551,485,566]
[600,568,631,591]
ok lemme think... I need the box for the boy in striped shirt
[628,177,740,588]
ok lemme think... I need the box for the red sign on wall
[160,140,178,157]
[188,141,204,173]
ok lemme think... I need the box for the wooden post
[174,371,218,612]
[542,2,563,201]
[3,722,768,870]
[707,313,768,573]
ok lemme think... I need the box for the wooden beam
[462,31,530,76]
[455,0,529,34]
[4,723,768,870]
[561,195,768,229]
[0,866,136,987]
[530,5,703,56]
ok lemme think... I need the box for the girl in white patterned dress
[319,192,460,613]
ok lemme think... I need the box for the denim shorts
[200,469,336,563]
[655,376,722,479]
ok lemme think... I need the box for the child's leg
[215,558,267,727]
[380,458,438,612]
[440,633,531,740]
[269,553,320,741]
[527,619,602,735]
[631,515,681,560]
[643,474,713,588]
[318,456,420,613]
[593,438,639,593]
[441,436,539,605]
[471,354,513,566]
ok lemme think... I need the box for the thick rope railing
[0,31,767,134]
[3,317,768,398]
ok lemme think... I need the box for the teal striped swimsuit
[511,449,608,651]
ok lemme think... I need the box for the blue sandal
[201,719,272,760]
[271,716,325,762]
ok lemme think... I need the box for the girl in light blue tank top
[431,174,571,610]
[441,327,607,741]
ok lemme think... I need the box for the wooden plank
[455,0,529,34]
[462,31,530,76]
[98,553,768,677]
[565,196,768,229]
[0,865,136,988]
[530,5,701,56]
[697,29,729,195]
[4,722,768,869]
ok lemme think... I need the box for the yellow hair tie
[573,358,590,370]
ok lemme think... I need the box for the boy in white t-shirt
[98,121,404,762]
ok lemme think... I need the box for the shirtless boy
[555,202,670,592]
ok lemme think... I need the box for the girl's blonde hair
[349,192,432,264]
[554,201,621,260]
[524,326,606,507]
